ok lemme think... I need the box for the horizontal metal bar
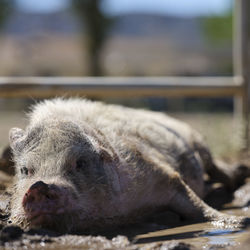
[0,76,244,98]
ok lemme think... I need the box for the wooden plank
[234,0,250,149]
[0,76,243,98]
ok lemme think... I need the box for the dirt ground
[1,110,250,249]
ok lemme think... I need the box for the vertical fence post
[233,0,250,150]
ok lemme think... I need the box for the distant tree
[71,0,114,76]
[201,11,233,45]
[0,0,14,32]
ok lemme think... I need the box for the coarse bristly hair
[7,98,248,232]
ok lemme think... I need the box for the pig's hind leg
[166,174,249,228]
[195,142,250,191]
[145,156,249,229]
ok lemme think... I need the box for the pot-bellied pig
[8,98,249,232]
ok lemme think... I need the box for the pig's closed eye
[76,159,88,170]
[20,167,34,176]
[21,167,28,175]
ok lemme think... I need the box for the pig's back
[28,98,205,195]
[29,98,202,156]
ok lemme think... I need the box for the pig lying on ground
[8,98,249,233]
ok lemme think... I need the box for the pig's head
[8,119,119,233]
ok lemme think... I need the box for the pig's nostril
[25,192,35,203]
[45,191,59,200]
[46,194,53,200]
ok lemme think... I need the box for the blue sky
[17,0,232,17]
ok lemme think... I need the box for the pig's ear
[9,128,25,150]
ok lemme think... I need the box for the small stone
[0,226,23,242]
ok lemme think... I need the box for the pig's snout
[23,181,59,205]
[21,180,73,228]
[22,180,67,227]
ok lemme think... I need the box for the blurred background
[0,0,233,77]
[0,0,242,159]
